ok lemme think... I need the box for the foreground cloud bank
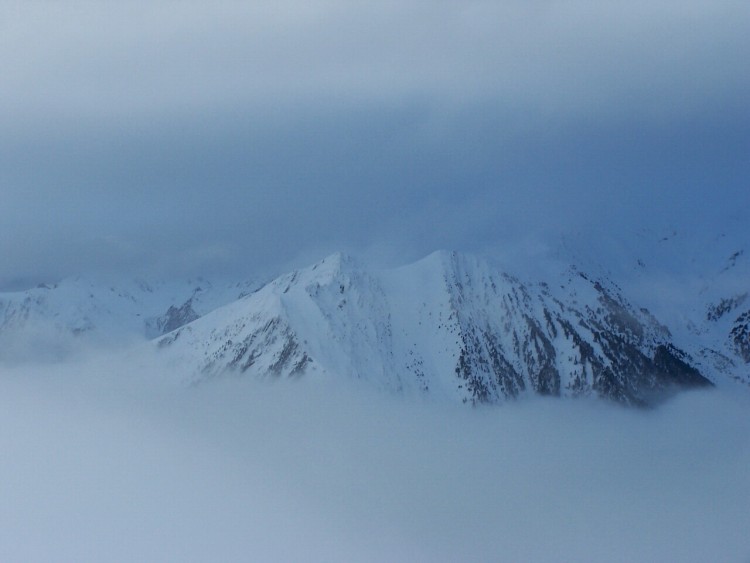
[1,359,748,562]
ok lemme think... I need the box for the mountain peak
[157,250,717,406]
[310,251,358,274]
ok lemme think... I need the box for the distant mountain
[0,277,260,363]
[555,217,750,388]
[156,251,714,406]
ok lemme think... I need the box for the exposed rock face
[701,294,750,379]
[730,310,750,363]
[707,293,748,322]
[427,256,709,406]
[158,251,712,406]
[705,293,750,363]
[155,298,200,335]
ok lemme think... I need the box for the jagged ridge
[158,251,712,406]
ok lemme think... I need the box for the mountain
[555,216,750,388]
[4,232,745,407]
[0,276,260,363]
[156,251,714,406]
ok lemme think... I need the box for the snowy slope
[0,277,260,363]
[3,230,743,404]
[555,215,750,387]
[157,251,711,406]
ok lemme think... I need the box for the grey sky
[2,1,749,286]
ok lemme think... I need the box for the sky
[2,1,749,287]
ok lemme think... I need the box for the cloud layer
[4,2,749,119]
[1,2,748,285]
[1,360,749,562]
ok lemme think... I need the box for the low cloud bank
[0,357,748,562]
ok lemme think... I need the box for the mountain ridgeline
[2,247,744,406]
[157,251,713,406]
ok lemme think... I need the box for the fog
[1,353,748,562]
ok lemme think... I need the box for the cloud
[2,1,748,122]
[1,1,748,285]
[0,356,749,562]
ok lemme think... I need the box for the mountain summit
[157,251,714,406]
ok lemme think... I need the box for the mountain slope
[556,217,750,387]
[0,277,259,363]
[157,251,711,406]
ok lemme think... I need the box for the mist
[1,352,748,562]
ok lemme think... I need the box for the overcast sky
[1,1,749,287]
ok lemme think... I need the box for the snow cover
[156,250,716,405]
[0,276,260,363]
[1,235,747,402]
[556,216,750,387]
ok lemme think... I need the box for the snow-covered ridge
[157,250,716,406]
[3,243,746,405]
[556,220,750,387]
[0,276,260,363]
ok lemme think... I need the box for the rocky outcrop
[155,298,200,335]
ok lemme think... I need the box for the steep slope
[158,251,711,406]
[556,216,750,387]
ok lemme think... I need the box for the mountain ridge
[156,250,716,406]
[2,243,746,405]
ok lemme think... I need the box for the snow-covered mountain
[156,251,714,406]
[0,276,260,363]
[556,216,750,388]
[3,231,746,406]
